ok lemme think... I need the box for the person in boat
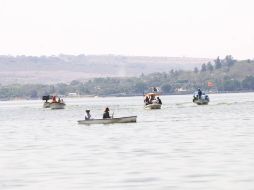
[153,87,158,92]
[52,96,57,102]
[193,94,197,102]
[156,97,162,104]
[150,95,155,103]
[103,107,111,119]
[144,96,149,105]
[198,88,202,99]
[58,97,61,103]
[85,109,91,120]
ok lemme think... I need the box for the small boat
[193,92,209,105]
[78,116,137,125]
[144,93,162,109]
[50,102,66,109]
[42,95,66,109]
[144,103,162,109]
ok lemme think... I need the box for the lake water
[1,93,254,190]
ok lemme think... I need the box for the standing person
[103,107,111,119]
[85,109,91,120]
[198,88,202,99]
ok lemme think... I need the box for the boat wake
[211,100,254,106]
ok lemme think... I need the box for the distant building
[176,88,187,92]
[68,92,79,97]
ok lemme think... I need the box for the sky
[0,0,253,59]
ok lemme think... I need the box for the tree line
[1,56,254,100]
[194,55,236,73]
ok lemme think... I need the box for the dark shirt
[103,111,110,119]
[198,90,202,98]
[144,97,149,105]
[157,98,162,104]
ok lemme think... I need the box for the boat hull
[43,102,50,108]
[50,102,66,109]
[193,99,209,105]
[78,116,137,125]
[144,103,161,109]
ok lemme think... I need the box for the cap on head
[86,109,90,112]
[105,107,109,111]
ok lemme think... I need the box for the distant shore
[1,90,254,102]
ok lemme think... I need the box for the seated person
[85,109,91,120]
[52,96,57,102]
[150,96,155,103]
[144,96,149,105]
[156,97,162,104]
[103,107,111,119]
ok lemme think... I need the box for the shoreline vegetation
[1,55,254,101]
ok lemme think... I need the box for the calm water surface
[1,93,254,190]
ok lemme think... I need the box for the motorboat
[50,102,66,109]
[42,95,66,109]
[144,93,162,109]
[78,116,137,125]
[193,91,209,105]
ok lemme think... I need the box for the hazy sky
[0,0,253,58]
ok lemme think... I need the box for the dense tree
[201,63,207,72]
[215,56,222,69]
[242,76,254,90]
[224,55,235,67]
[223,79,241,91]
[161,83,173,93]
[194,67,199,73]
[134,81,147,93]
[70,80,81,86]
[207,62,214,72]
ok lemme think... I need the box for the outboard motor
[42,95,52,101]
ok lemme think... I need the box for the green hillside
[1,56,254,99]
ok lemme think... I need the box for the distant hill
[1,57,254,100]
[0,54,210,84]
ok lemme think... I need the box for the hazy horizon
[0,53,216,59]
[0,0,254,59]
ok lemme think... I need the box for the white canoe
[50,102,66,109]
[144,103,161,109]
[78,116,137,125]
